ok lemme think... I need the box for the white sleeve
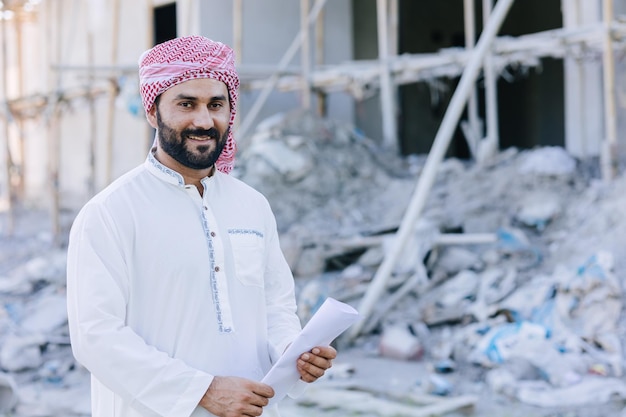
[66,203,213,417]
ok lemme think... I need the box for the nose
[191,106,215,130]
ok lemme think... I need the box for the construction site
[2,0,626,416]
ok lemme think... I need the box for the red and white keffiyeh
[139,36,240,174]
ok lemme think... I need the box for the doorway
[153,2,177,46]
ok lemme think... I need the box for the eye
[179,101,194,108]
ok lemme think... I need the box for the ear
[146,105,158,129]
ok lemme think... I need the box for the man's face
[149,78,231,170]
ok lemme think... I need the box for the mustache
[181,127,220,139]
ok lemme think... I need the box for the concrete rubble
[1,110,626,416]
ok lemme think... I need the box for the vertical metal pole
[104,0,120,186]
[389,0,399,143]
[315,7,326,116]
[183,0,199,36]
[15,12,25,201]
[478,0,500,163]
[49,0,63,242]
[232,0,243,133]
[1,4,14,235]
[562,0,586,158]
[233,0,243,65]
[87,30,97,197]
[389,0,399,57]
[376,0,398,151]
[300,0,312,109]
[146,0,154,47]
[144,0,154,151]
[464,0,480,157]
[601,0,617,181]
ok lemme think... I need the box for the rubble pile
[239,111,626,416]
[236,110,415,235]
[0,110,626,416]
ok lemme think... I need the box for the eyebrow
[173,93,228,102]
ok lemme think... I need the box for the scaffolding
[0,1,624,288]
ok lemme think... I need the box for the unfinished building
[0,0,625,237]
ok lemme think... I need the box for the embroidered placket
[200,192,234,333]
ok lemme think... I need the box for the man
[66,36,336,417]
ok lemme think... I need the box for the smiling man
[66,36,336,417]
[150,78,231,193]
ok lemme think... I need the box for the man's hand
[199,376,274,417]
[297,345,337,383]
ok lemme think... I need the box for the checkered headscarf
[139,36,239,174]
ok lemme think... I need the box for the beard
[156,108,229,170]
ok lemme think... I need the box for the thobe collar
[145,147,218,189]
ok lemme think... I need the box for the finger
[297,365,319,383]
[242,404,264,417]
[251,383,275,399]
[310,346,337,360]
[298,357,326,379]
[240,393,270,416]
[301,352,333,369]
[249,393,270,408]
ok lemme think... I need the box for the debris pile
[0,242,90,416]
[239,111,626,416]
[1,110,626,416]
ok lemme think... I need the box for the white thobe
[66,151,303,417]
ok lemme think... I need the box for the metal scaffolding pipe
[300,0,312,109]
[601,0,617,181]
[1,4,14,235]
[376,0,398,151]
[347,0,516,342]
[463,0,481,157]
[478,0,500,164]
[104,0,120,186]
[233,0,243,65]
